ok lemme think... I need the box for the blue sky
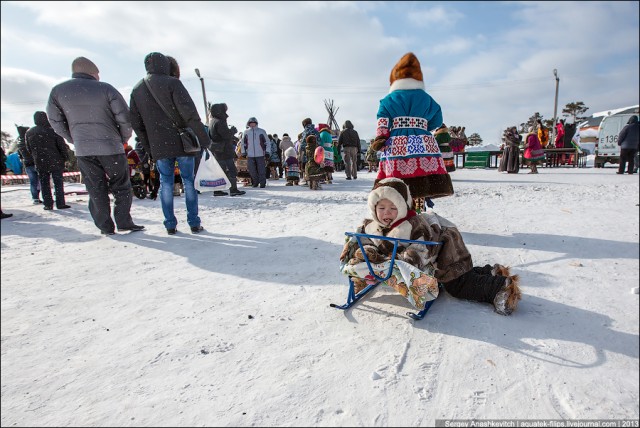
[1,1,639,145]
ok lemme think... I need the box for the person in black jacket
[47,56,143,235]
[617,115,639,175]
[1,146,13,219]
[16,125,42,204]
[208,103,245,196]
[130,52,211,235]
[338,120,361,180]
[25,111,70,210]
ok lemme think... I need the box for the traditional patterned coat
[523,132,545,162]
[284,147,300,183]
[373,78,454,199]
[318,127,334,172]
[433,125,455,172]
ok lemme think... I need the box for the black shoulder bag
[143,78,201,154]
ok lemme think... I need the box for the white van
[594,105,639,168]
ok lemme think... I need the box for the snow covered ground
[1,165,638,426]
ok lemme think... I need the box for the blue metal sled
[331,232,441,320]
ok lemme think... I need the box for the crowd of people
[28,51,636,317]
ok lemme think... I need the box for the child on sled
[340,178,521,315]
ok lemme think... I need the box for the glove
[230,126,238,134]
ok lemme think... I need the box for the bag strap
[143,78,181,130]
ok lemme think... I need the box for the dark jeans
[38,169,66,208]
[25,165,41,201]
[215,156,239,191]
[619,148,638,174]
[77,154,135,233]
[247,156,267,187]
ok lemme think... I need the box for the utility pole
[194,68,209,123]
[551,69,560,147]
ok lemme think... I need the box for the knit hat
[72,57,99,75]
[247,117,258,126]
[368,178,412,226]
[389,52,423,85]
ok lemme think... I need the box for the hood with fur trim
[367,178,412,227]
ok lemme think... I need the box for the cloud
[1,1,637,145]
[407,5,464,27]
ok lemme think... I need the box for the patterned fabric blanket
[341,259,439,310]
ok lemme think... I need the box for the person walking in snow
[498,126,521,174]
[25,111,70,211]
[129,52,210,235]
[267,134,281,180]
[317,123,335,183]
[537,119,549,149]
[16,124,42,205]
[47,56,144,235]
[283,147,300,186]
[208,103,245,196]
[299,118,320,186]
[370,52,453,212]
[617,115,639,175]
[340,178,522,315]
[240,117,270,188]
[522,126,545,174]
[338,120,361,180]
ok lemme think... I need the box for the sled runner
[331,232,441,320]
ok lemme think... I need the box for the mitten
[354,245,387,264]
[398,249,421,267]
[371,136,388,152]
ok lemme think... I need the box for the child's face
[376,198,398,226]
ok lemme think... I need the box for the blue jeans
[156,156,200,230]
[25,165,41,201]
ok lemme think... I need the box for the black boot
[229,187,245,196]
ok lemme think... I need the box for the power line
[1,75,553,107]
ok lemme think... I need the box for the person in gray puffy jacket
[617,115,639,175]
[240,117,270,188]
[47,57,143,235]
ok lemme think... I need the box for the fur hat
[247,117,258,126]
[389,52,423,85]
[368,178,412,226]
[71,57,99,76]
[284,147,297,159]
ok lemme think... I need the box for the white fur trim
[368,185,408,227]
[389,78,425,93]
